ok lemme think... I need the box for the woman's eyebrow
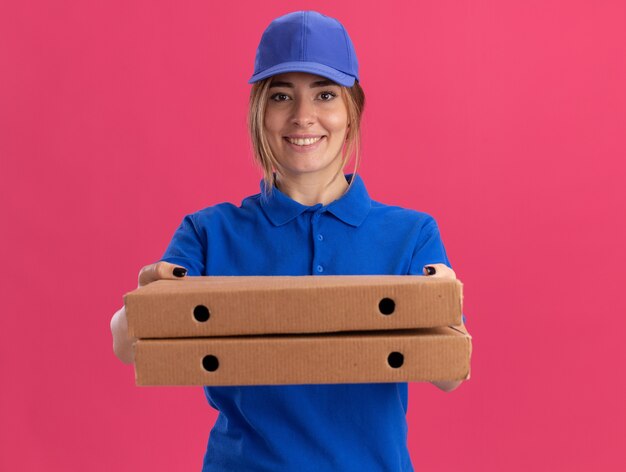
[269,81,293,88]
[311,79,339,87]
[269,79,340,88]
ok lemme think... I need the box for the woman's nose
[291,98,316,126]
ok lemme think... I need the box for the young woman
[111,10,466,471]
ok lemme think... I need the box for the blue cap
[249,11,359,87]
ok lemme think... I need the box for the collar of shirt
[259,173,372,227]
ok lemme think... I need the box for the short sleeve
[160,214,206,276]
[408,217,452,275]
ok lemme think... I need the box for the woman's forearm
[110,306,135,365]
[431,380,463,392]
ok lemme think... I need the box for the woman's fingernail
[173,267,187,277]
[425,266,436,276]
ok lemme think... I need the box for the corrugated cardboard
[134,326,471,386]
[125,275,463,338]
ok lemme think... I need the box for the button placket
[312,210,325,275]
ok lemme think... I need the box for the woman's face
[264,72,349,182]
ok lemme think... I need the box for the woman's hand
[423,263,465,393]
[110,261,188,365]
[423,263,456,279]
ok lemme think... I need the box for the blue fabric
[161,174,455,472]
[249,11,359,86]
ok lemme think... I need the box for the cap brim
[249,61,356,87]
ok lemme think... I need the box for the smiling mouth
[284,136,324,146]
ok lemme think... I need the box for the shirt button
[317,234,324,241]
[316,265,324,273]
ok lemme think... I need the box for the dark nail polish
[173,267,187,277]
[425,266,436,276]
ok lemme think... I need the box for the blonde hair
[247,77,366,198]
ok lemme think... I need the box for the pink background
[2,1,625,470]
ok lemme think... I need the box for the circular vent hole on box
[387,352,404,368]
[378,298,395,315]
[193,305,210,322]
[202,355,219,372]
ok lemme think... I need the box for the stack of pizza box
[124,275,472,386]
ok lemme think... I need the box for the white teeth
[287,137,322,146]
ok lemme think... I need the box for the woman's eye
[319,91,337,101]
[270,93,290,102]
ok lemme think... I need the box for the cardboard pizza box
[134,326,471,386]
[125,275,463,338]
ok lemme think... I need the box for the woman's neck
[275,172,349,206]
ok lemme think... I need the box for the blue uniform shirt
[161,174,454,472]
